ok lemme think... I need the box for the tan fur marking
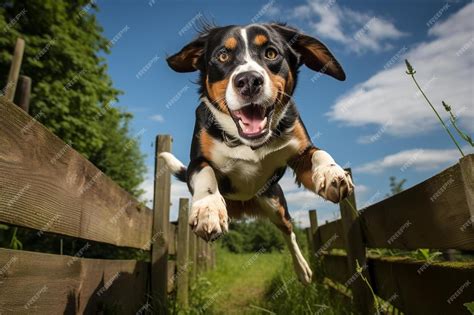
[289,147,317,191]
[293,121,310,151]
[199,130,214,161]
[206,76,230,114]
[267,72,291,129]
[224,37,238,50]
[254,34,268,46]
[273,196,293,234]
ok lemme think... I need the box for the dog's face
[167,23,345,147]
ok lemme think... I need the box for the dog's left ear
[167,36,207,73]
[270,24,346,81]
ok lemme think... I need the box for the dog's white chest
[211,138,300,200]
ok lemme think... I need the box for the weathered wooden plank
[168,223,177,256]
[0,97,153,249]
[368,256,474,314]
[339,169,374,314]
[361,156,474,250]
[188,230,197,284]
[151,135,172,313]
[0,248,148,314]
[13,75,31,113]
[322,254,350,286]
[167,260,176,294]
[460,155,474,229]
[176,198,190,307]
[317,219,345,250]
[196,238,206,274]
[4,38,25,101]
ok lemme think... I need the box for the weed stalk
[405,60,465,156]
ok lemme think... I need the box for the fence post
[460,155,474,228]
[339,169,375,314]
[308,209,323,281]
[197,238,206,274]
[13,75,31,113]
[151,135,172,314]
[177,198,190,308]
[188,230,197,283]
[308,210,321,253]
[4,38,25,101]
[211,245,216,269]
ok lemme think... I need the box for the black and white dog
[160,23,353,284]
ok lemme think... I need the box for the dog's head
[167,23,345,147]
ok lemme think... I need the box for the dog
[160,23,354,284]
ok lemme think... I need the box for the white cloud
[290,0,407,54]
[354,147,471,174]
[150,114,164,122]
[327,3,474,136]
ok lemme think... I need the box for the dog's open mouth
[231,104,274,139]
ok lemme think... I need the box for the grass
[174,245,351,315]
[188,245,286,314]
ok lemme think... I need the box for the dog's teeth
[259,117,267,129]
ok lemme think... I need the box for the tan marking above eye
[224,37,238,50]
[254,34,268,46]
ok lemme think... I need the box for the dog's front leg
[289,147,354,203]
[188,162,228,241]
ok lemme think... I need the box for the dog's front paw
[312,163,354,203]
[189,193,228,241]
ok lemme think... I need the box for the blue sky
[94,0,473,225]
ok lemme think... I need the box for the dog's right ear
[167,37,207,73]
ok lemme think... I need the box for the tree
[0,0,145,197]
[387,176,406,197]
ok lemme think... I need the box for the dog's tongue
[233,104,267,134]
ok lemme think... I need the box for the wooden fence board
[368,256,474,314]
[168,223,177,256]
[0,248,148,314]
[167,260,176,294]
[317,219,345,251]
[0,97,153,249]
[151,135,172,313]
[322,254,350,285]
[360,157,474,250]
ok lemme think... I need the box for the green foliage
[9,227,22,250]
[414,248,442,261]
[220,219,285,253]
[261,255,351,314]
[0,0,145,197]
[387,176,406,197]
[464,301,474,315]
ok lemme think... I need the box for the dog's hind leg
[256,183,312,285]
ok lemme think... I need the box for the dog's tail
[158,152,187,182]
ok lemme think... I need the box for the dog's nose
[234,71,264,98]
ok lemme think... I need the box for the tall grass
[257,254,351,315]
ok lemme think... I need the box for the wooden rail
[0,96,216,313]
[0,96,153,249]
[308,156,474,314]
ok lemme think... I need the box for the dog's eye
[217,51,230,63]
[264,48,278,60]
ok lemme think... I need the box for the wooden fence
[0,95,215,313]
[306,158,474,314]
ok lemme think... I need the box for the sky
[94,0,473,226]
